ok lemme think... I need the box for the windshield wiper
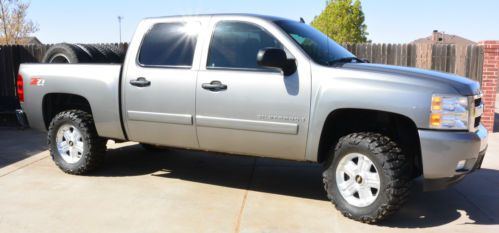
[326,57,363,65]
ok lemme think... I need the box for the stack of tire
[42,43,127,64]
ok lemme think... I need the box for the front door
[195,20,311,160]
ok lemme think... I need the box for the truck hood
[339,63,480,96]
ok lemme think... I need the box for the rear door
[195,18,312,160]
[123,19,204,148]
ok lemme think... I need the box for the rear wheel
[48,110,107,174]
[323,132,412,223]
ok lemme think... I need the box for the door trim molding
[196,115,298,135]
[128,111,193,125]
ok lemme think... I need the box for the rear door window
[138,22,199,67]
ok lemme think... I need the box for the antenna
[117,16,124,43]
[300,17,305,23]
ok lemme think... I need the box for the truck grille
[474,116,481,128]
[473,96,483,128]
[474,98,482,107]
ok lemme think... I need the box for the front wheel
[323,132,412,223]
[48,110,107,174]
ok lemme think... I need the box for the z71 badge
[30,78,45,86]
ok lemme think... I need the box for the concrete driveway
[0,129,498,233]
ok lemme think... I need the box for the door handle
[202,80,227,91]
[130,77,151,87]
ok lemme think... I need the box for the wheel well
[317,109,422,177]
[42,93,92,129]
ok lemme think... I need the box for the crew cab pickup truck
[16,14,488,223]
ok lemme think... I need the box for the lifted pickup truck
[17,14,488,223]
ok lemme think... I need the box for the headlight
[429,94,469,130]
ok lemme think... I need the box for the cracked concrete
[0,128,498,233]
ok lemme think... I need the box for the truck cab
[122,15,312,161]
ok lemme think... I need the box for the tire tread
[323,132,412,224]
[47,110,106,175]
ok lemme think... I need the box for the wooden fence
[342,43,483,83]
[0,45,51,112]
[0,43,485,112]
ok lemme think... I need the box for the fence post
[478,41,499,132]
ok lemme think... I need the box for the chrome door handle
[130,77,151,87]
[202,80,227,91]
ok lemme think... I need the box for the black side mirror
[257,48,297,76]
[361,58,370,63]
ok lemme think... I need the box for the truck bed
[19,64,125,140]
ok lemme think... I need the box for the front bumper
[419,124,488,191]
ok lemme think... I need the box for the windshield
[274,20,356,66]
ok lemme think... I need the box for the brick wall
[478,41,499,132]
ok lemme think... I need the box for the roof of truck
[144,13,292,22]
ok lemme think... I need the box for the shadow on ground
[93,144,499,228]
[96,144,328,201]
[383,169,499,227]
[0,129,46,168]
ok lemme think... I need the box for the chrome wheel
[56,124,84,164]
[335,153,381,207]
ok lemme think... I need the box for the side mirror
[361,58,370,63]
[257,48,297,76]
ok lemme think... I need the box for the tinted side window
[207,21,282,69]
[139,23,199,67]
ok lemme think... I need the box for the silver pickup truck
[16,14,488,223]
